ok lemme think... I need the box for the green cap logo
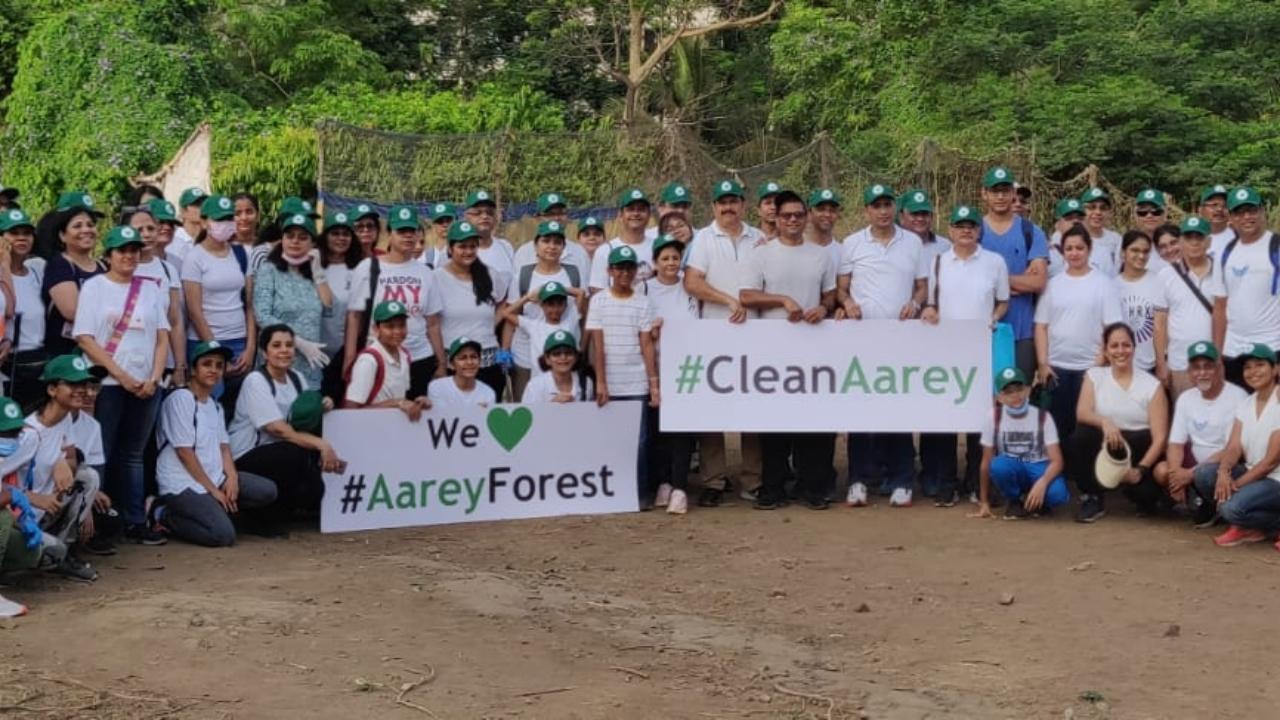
[1194,342,1207,354]
[335,213,347,223]
[358,204,371,213]
[1002,368,1016,380]
[994,169,1006,180]
[1188,218,1201,227]
[208,340,221,349]
[4,403,19,419]
[460,222,473,232]
[552,330,568,342]
[548,221,560,232]
[766,182,779,192]
[630,190,643,200]
[675,187,686,197]
[1236,189,1249,200]
[958,207,970,218]
[821,190,833,200]
[434,204,445,213]
[388,302,402,313]
[1141,190,1156,201]
[302,201,313,211]
[72,357,89,371]
[1068,200,1079,209]
[82,194,94,207]
[8,210,21,220]
[218,197,231,210]
[872,185,884,195]
[121,227,136,240]
[477,191,490,201]
[548,194,559,204]
[914,192,925,202]
[620,247,633,258]
[586,216,598,224]
[1213,185,1226,194]
[289,214,304,225]
[400,208,411,220]
[545,282,561,293]
[721,181,732,191]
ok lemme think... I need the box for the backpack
[352,256,382,354]
[158,388,222,451]
[992,403,1047,459]
[517,264,581,296]
[1220,232,1280,296]
[978,215,1037,254]
[352,345,411,405]
[257,366,303,396]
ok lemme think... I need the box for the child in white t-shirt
[501,280,580,400]
[344,301,430,421]
[427,337,497,408]
[976,368,1070,520]
[522,330,594,403]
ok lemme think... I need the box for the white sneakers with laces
[654,483,673,507]
[0,593,28,618]
[667,489,688,515]
[889,488,913,507]
[845,482,868,507]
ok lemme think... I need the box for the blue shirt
[980,216,1048,340]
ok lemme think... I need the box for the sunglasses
[1135,209,1164,217]
[777,211,807,221]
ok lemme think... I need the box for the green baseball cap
[1228,186,1261,211]
[1135,188,1165,208]
[1199,184,1229,204]
[809,188,842,207]
[56,190,104,218]
[0,396,25,432]
[287,391,324,433]
[617,187,650,208]
[982,166,1015,188]
[178,187,207,208]
[323,209,354,232]
[1186,340,1219,363]
[190,339,234,363]
[465,189,496,208]
[543,329,578,354]
[1180,216,1209,235]
[201,194,235,221]
[1080,187,1111,205]
[713,179,746,201]
[1055,197,1084,219]
[102,225,144,250]
[40,354,105,383]
[1241,342,1277,364]
[447,336,482,359]
[352,203,379,221]
[373,300,409,323]
[608,244,640,266]
[996,367,1028,391]
[862,183,895,206]
[578,216,605,233]
[901,189,933,214]
[387,204,420,231]
[447,220,480,244]
[949,204,979,225]
[278,196,318,220]
[756,180,783,200]
[659,182,692,206]
[281,213,317,236]
[536,220,566,238]
[536,192,567,214]
[538,281,569,302]
[147,198,179,224]
[0,208,34,232]
[652,232,685,260]
[426,202,455,222]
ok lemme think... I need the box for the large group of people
[0,169,1277,619]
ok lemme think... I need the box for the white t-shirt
[645,276,697,325]
[1170,383,1248,463]
[1210,228,1234,257]
[345,341,412,405]
[1114,272,1167,371]
[1159,261,1222,372]
[169,227,195,267]
[136,257,180,312]
[588,237,658,291]
[21,412,71,500]
[523,371,594,403]
[584,290,656,397]
[980,405,1060,463]
[1087,366,1160,432]
[433,266,510,350]
[928,247,1010,320]
[10,260,45,352]
[1089,228,1123,277]
[427,376,496,407]
[684,223,764,319]
[514,317,577,376]
[228,369,306,459]
[1213,232,1280,355]
[321,263,353,356]
[181,244,247,341]
[1034,270,1123,370]
[505,266,580,368]
[1235,390,1280,483]
[919,234,953,271]
[156,389,230,496]
[838,226,927,319]
[513,240,591,287]
[740,240,836,320]
[73,274,171,386]
[478,237,516,279]
[348,257,444,360]
[66,411,105,466]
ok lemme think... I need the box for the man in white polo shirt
[1211,186,1280,387]
[684,179,766,506]
[837,183,927,508]
[920,204,1010,506]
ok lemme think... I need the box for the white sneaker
[0,593,28,618]
[667,489,688,515]
[890,488,913,507]
[654,483,673,507]
[845,482,868,507]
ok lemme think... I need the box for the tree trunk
[624,0,644,129]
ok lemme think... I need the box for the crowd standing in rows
[0,169,1278,619]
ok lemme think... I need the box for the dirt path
[2,498,1278,719]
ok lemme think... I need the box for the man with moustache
[1198,184,1235,255]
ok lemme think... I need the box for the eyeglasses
[1135,209,1164,217]
[778,211,807,221]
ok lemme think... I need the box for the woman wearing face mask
[126,205,187,387]
[74,226,171,544]
[2,209,49,409]
[318,209,362,402]
[435,221,510,398]
[182,195,255,410]
[41,192,106,357]
[252,214,332,389]
[1114,230,1168,380]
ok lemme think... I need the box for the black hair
[1152,223,1180,247]
[1120,229,1151,251]
[453,247,495,306]
[321,224,363,269]
[658,211,691,236]
[1102,321,1135,349]
[266,231,316,279]
[258,322,295,352]
[772,190,807,211]
[1060,222,1092,250]
[126,184,164,207]
[118,203,156,228]
[226,192,266,246]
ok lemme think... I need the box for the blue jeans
[1048,367,1086,440]
[990,456,1070,508]
[1192,463,1280,533]
[848,433,913,491]
[96,386,163,526]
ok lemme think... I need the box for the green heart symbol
[487,407,533,452]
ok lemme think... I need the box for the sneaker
[889,488,913,507]
[51,556,97,583]
[806,497,830,510]
[654,483,673,508]
[753,492,781,511]
[1075,495,1106,524]
[0,593,28,618]
[1214,525,1267,547]
[81,535,117,556]
[667,489,688,515]
[845,482,868,507]
[124,524,167,546]
[739,486,760,502]
[934,490,959,508]
[1003,499,1029,520]
[1191,499,1219,529]
[697,488,723,508]
[968,491,981,505]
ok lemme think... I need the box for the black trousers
[761,433,834,503]
[1067,424,1160,506]
[408,356,439,400]
[1224,355,1248,390]
[651,407,694,491]
[234,442,324,521]
[478,364,507,400]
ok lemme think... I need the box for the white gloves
[308,248,327,284]
[294,336,330,369]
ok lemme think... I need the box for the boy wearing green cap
[462,190,516,278]
[756,180,783,239]
[979,168,1050,378]
[501,280,581,401]
[1196,185,1233,254]
[1211,186,1280,388]
[588,188,657,293]
[1157,217,1223,398]
[974,367,1069,520]
[344,301,431,420]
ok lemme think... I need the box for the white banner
[659,319,991,432]
[321,404,641,533]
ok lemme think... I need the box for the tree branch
[633,0,782,84]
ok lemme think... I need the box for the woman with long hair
[318,209,362,401]
[435,221,510,397]
[1114,230,1168,380]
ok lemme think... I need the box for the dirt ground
[3,462,1280,719]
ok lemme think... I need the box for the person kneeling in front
[428,337,497,408]
[975,368,1070,519]
[152,341,278,546]
[344,301,431,421]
